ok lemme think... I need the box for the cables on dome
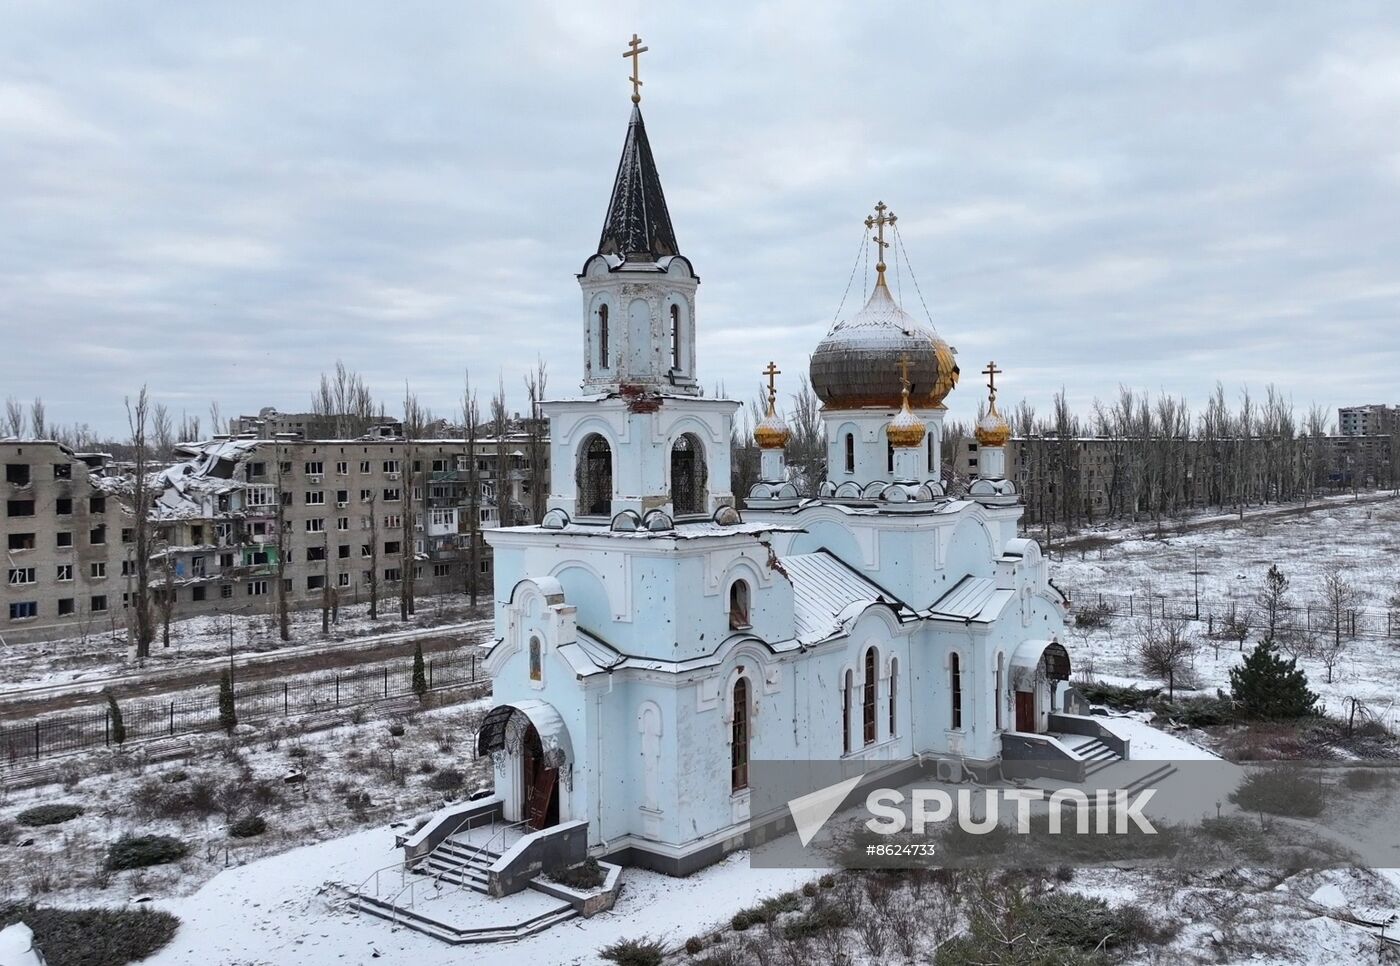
[832,225,870,327]
[893,224,935,328]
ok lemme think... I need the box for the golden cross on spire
[623,33,649,103]
[982,361,1003,411]
[763,361,781,401]
[864,201,897,284]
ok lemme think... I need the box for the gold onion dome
[754,361,792,449]
[886,386,927,448]
[976,401,1012,448]
[810,275,959,411]
[754,409,791,449]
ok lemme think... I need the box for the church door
[1014,690,1036,733]
[521,723,559,831]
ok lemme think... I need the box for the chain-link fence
[1,651,485,764]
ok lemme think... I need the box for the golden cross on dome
[763,361,781,401]
[982,360,1003,401]
[864,201,897,282]
[897,354,913,393]
[624,34,649,103]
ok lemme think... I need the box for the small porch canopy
[1009,639,1071,691]
[476,699,574,780]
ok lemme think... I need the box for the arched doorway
[670,433,707,516]
[577,434,613,517]
[1009,640,1072,733]
[476,700,572,829]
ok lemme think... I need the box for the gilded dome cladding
[810,280,959,410]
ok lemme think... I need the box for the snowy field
[1056,495,1400,723]
[2,594,489,692]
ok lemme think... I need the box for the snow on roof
[783,550,913,645]
[927,575,1015,623]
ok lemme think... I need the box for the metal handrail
[480,818,530,861]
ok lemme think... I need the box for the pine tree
[1230,636,1318,719]
[106,691,126,745]
[411,642,428,703]
[219,670,238,735]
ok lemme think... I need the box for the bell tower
[544,37,736,523]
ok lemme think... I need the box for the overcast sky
[3,2,1398,438]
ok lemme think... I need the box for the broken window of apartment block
[7,500,35,517]
[53,463,71,480]
[55,498,72,514]
[89,496,105,513]
[5,464,31,485]
[9,602,37,620]
[8,533,36,551]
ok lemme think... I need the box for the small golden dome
[886,369,927,449]
[976,407,1011,447]
[754,410,791,449]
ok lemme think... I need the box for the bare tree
[366,488,380,621]
[400,384,424,622]
[1136,612,1198,699]
[311,360,379,438]
[523,358,549,523]
[153,403,174,461]
[29,398,46,439]
[321,529,332,635]
[209,400,224,437]
[125,388,155,659]
[273,442,290,642]
[787,373,824,495]
[155,534,176,648]
[462,370,482,609]
[4,396,24,437]
[491,375,511,526]
[1317,565,1360,684]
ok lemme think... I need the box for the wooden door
[1014,690,1036,733]
[528,767,558,830]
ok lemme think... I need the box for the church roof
[783,550,915,644]
[597,104,679,261]
[927,575,1015,623]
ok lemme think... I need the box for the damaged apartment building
[3,432,545,644]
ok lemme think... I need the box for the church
[471,44,1100,879]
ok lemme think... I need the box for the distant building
[1,440,125,644]
[232,408,404,440]
[1338,404,1399,437]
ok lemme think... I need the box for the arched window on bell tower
[670,433,707,516]
[844,433,855,474]
[670,303,681,371]
[577,434,613,517]
[598,303,610,370]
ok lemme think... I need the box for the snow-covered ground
[1,595,489,691]
[1056,496,1400,724]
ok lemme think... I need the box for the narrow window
[728,580,750,630]
[842,669,853,755]
[529,635,542,681]
[670,434,707,516]
[928,433,936,474]
[577,434,613,517]
[598,303,610,369]
[886,439,894,474]
[951,653,963,730]
[731,678,750,792]
[670,303,681,370]
[863,647,877,745]
[844,433,855,474]
[889,656,898,737]
[994,653,1004,730]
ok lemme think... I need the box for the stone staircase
[420,834,499,894]
[343,828,580,945]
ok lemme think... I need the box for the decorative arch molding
[558,414,628,449]
[549,557,631,624]
[844,601,908,644]
[650,412,729,447]
[705,551,773,597]
[780,506,881,569]
[721,665,760,729]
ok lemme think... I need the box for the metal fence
[1063,587,1400,642]
[1,652,485,765]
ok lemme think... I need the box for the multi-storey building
[1,441,127,644]
[232,408,404,440]
[1339,404,1399,438]
[2,433,548,644]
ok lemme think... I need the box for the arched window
[886,439,894,474]
[994,652,1004,730]
[528,635,542,681]
[862,647,877,745]
[670,433,707,516]
[670,303,681,371]
[731,677,750,792]
[951,653,963,730]
[889,656,898,737]
[844,433,855,474]
[576,435,613,517]
[597,304,610,369]
[842,669,853,755]
[728,579,751,630]
[927,433,936,474]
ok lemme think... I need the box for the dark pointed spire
[598,104,679,261]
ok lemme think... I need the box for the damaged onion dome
[810,278,959,410]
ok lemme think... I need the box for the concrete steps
[349,890,576,945]
[419,837,498,894]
